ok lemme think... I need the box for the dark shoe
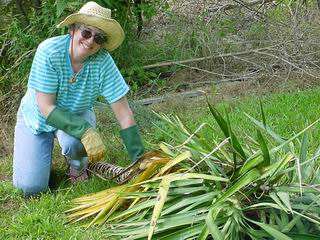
[68,167,89,184]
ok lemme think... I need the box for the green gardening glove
[120,125,144,163]
[46,107,105,162]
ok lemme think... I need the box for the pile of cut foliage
[66,98,320,239]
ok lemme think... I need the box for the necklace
[68,71,81,84]
[68,32,83,84]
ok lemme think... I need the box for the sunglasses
[80,27,107,45]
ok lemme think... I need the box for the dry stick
[2,50,34,79]
[310,61,320,70]
[175,62,260,84]
[211,0,274,12]
[202,72,259,85]
[142,44,288,70]
[176,55,264,76]
[187,78,255,89]
[227,0,288,29]
[253,50,319,79]
[101,43,314,107]
[0,36,8,57]
[94,90,206,109]
[285,65,293,82]
[231,0,266,17]
[208,0,270,25]
[134,90,206,106]
[302,50,320,57]
[175,63,229,77]
[233,55,263,69]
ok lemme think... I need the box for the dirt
[0,196,20,212]
[0,174,9,182]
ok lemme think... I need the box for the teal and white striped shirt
[20,34,129,134]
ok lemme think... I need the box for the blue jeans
[13,108,96,196]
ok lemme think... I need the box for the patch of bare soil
[0,173,9,182]
[0,155,11,181]
[0,197,20,212]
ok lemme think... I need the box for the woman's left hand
[81,127,106,162]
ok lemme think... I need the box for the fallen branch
[94,90,206,108]
[191,73,259,87]
[253,50,319,79]
[135,90,206,105]
[175,63,226,77]
[176,62,261,78]
[142,44,285,70]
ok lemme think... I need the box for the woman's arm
[110,97,136,129]
[36,91,105,162]
[36,91,56,117]
[111,97,144,162]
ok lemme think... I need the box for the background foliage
[1,0,320,97]
[0,0,163,94]
[1,0,320,156]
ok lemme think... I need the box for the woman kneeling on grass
[13,1,144,196]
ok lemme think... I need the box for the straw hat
[57,1,125,51]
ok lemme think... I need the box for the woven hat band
[78,2,111,19]
[79,4,111,18]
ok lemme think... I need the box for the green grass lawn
[2,86,320,239]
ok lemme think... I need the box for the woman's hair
[68,23,82,32]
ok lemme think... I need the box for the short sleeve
[28,45,59,94]
[99,53,129,104]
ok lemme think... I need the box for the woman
[13,1,144,196]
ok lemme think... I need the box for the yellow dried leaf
[157,151,191,176]
[148,176,171,240]
[159,142,174,156]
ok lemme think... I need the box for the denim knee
[13,108,54,197]
[60,137,86,159]
[13,168,50,197]
[56,110,96,159]
[14,181,48,197]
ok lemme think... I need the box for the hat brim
[57,13,125,51]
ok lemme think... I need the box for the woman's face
[71,24,105,61]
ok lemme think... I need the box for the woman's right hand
[37,91,106,162]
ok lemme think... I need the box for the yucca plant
[66,98,320,239]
